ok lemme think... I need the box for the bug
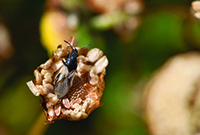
[54,40,92,98]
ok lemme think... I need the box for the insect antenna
[81,43,93,49]
[64,40,73,49]
[64,39,93,50]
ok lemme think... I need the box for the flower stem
[27,112,49,135]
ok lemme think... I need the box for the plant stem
[27,112,49,135]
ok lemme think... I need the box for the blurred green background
[0,0,198,134]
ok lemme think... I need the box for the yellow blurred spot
[40,11,70,55]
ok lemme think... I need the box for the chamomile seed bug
[54,40,93,98]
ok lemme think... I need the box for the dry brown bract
[26,36,108,123]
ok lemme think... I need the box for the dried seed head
[87,48,103,63]
[192,1,200,12]
[26,36,108,123]
[192,1,200,19]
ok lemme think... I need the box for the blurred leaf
[192,22,200,45]
[0,76,41,135]
[60,0,86,11]
[76,23,94,48]
[132,11,188,75]
[95,71,147,135]
[90,12,128,30]
[0,67,15,90]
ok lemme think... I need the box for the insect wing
[56,65,69,83]
[54,65,69,98]
[54,77,70,98]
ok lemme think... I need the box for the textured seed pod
[26,36,108,123]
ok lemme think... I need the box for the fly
[54,40,92,98]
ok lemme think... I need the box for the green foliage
[0,77,41,135]
[132,11,187,75]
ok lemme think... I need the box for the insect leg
[62,59,67,66]
[55,73,61,83]
[55,73,61,79]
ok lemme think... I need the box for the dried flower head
[192,1,200,19]
[26,36,108,123]
[86,0,143,14]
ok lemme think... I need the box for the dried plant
[143,52,200,135]
[26,37,108,123]
[86,0,144,40]
[0,22,14,61]
[192,1,200,19]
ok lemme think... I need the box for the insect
[54,40,92,98]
